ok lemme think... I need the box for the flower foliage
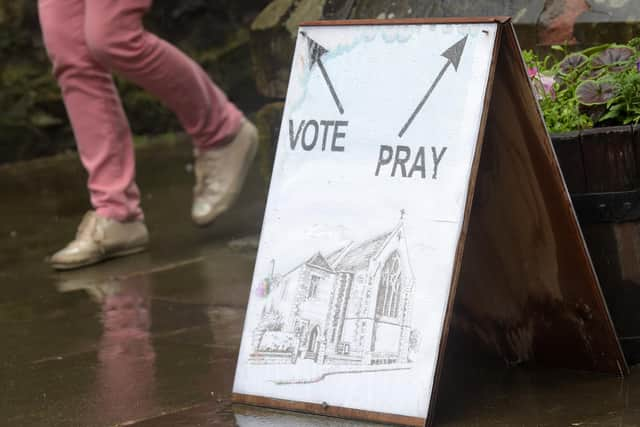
[523,39,640,133]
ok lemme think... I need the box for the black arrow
[301,32,344,115]
[398,35,468,138]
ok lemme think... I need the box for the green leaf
[600,109,621,122]
[581,43,613,57]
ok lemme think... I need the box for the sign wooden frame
[233,17,628,427]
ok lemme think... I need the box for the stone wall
[0,0,269,163]
[351,0,640,46]
[249,0,640,99]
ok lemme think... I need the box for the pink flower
[527,66,555,99]
[540,74,556,99]
[529,67,556,100]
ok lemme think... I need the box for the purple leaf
[591,46,635,68]
[579,68,607,81]
[576,80,617,105]
[608,63,634,73]
[558,53,588,74]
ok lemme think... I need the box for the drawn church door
[306,326,319,361]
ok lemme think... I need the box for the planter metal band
[572,189,640,223]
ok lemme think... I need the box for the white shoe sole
[50,245,147,271]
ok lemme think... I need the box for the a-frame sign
[233,17,628,426]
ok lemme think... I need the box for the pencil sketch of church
[250,216,415,366]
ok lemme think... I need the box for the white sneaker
[49,211,149,270]
[192,120,259,226]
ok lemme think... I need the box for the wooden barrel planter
[552,125,640,364]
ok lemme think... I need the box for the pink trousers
[38,0,244,221]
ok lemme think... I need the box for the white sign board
[233,21,497,425]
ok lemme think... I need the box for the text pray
[375,145,448,179]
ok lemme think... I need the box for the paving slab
[3,141,640,426]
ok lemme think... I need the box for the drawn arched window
[376,252,402,318]
[308,275,320,299]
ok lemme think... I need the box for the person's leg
[38,0,143,222]
[40,0,148,270]
[83,0,256,226]
[83,0,244,151]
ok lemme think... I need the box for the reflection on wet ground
[2,144,640,426]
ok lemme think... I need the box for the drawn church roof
[328,232,393,272]
[305,252,332,270]
[275,223,402,283]
[264,222,407,311]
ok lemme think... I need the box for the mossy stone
[254,102,284,186]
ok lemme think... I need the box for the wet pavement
[2,140,640,426]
